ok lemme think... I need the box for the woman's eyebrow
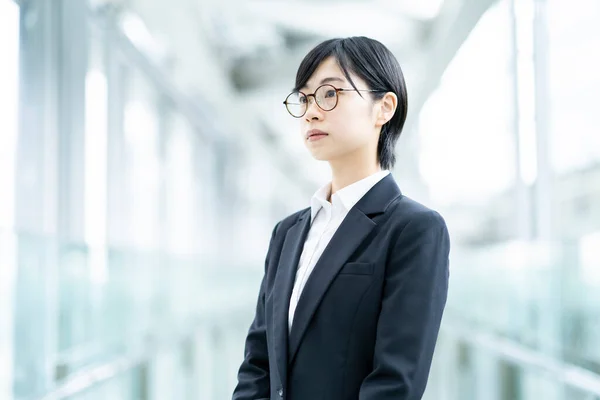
[301,76,345,90]
[319,77,345,85]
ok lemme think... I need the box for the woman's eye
[325,90,336,98]
[299,96,308,104]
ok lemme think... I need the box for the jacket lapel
[287,174,403,365]
[272,210,311,392]
[287,209,376,364]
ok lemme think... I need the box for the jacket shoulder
[391,195,447,228]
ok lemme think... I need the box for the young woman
[233,36,450,400]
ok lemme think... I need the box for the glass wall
[419,0,515,208]
[548,0,600,174]
[2,0,290,398]
[0,0,19,230]
[420,0,600,398]
[0,3,20,399]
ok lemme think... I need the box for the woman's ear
[375,92,398,127]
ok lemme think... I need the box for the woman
[233,36,450,400]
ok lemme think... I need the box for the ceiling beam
[405,0,500,125]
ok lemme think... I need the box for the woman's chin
[308,151,333,162]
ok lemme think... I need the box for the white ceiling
[123,0,497,189]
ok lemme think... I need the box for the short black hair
[294,36,408,170]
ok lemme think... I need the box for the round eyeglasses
[283,84,385,118]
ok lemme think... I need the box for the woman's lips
[308,133,328,142]
[306,129,328,141]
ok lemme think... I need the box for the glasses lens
[315,85,338,111]
[285,92,306,117]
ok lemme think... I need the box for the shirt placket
[295,205,332,303]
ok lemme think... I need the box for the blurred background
[1,0,599,398]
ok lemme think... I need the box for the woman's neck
[329,159,382,196]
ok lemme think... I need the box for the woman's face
[298,57,382,165]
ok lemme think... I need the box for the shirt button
[278,388,284,397]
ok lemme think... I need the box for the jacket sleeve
[359,210,450,400]
[232,222,280,400]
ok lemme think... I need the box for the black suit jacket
[233,174,450,400]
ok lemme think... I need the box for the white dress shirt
[288,170,390,331]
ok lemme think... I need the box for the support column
[14,0,89,397]
[0,2,20,399]
[532,0,553,241]
[509,0,534,241]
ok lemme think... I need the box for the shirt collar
[310,170,390,222]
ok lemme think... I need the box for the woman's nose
[304,96,322,120]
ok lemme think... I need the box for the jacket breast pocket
[338,262,373,276]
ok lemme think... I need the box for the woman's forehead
[302,58,348,90]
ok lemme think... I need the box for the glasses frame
[283,84,385,118]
